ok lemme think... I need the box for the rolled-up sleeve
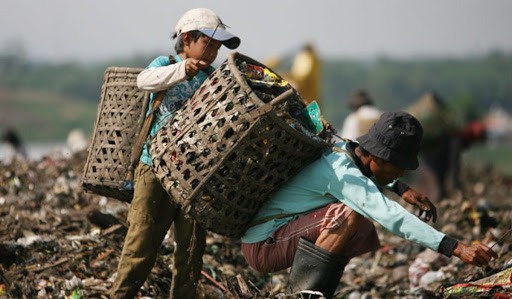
[137,60,188,91]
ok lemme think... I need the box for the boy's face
[184,33,222,65]
[369,156,406,185]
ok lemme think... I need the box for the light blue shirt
[242,141,446,252]
[140,55,213,166]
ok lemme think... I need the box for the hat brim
[357,133,419,170]
[199,29,240,49]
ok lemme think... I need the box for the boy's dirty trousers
[110,163,206,299]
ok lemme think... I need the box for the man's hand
[452,242,498,267]
[185,59,208,78]
[401,188,437,223]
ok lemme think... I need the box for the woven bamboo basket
[151,52,333,237]
[81,67,149,202]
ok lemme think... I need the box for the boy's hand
[401,188,437,223]
[452,242,497,267]
[185,59,209,78]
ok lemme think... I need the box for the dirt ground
[0,149,511,298]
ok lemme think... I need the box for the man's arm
[329,168,446,252]
[392,180,437,223]
[331,173,495,262]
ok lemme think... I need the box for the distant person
[2,127,27,158]
[109,8,241,299]
[288,43,321,105]
[339,89,382,140]
[265,43,321,105]
[453,120,487,191]
[406,91,486,200]
[66,129,89,154]
[424,119,487,198]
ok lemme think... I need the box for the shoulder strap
[125,56,176,182]
[331,145,353,161]
[168,55,177,65]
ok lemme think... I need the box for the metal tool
[480,226,512,278]
[489,225,512,250]
[198,22,221,62]
[187,22,221,81]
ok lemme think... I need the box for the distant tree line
[322,51,512,127]
[0,49,149,102]
[1,48,511,136]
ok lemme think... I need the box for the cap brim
[356,133,390,162]
[199,29,241,49]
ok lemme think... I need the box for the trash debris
[0,150,511,298]
[442,266,512,297]
[408,250,451,290]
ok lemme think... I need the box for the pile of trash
[0,149,511,298]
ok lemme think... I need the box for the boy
[110,8,240,299]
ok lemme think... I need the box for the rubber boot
[288,237,347,299]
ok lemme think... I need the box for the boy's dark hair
[174,30,206,54]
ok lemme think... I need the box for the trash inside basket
[151,52,333,237]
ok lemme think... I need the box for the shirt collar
[347,141,373,178]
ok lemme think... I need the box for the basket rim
[227,52,285,104]
[104,66,146,73]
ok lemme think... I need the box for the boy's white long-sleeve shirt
[137,59,188,91]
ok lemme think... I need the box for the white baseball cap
[174,8,240,49]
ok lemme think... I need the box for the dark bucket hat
[356,111,423,170]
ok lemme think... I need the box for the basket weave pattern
[81,67,149,202]
[151,53,330,237]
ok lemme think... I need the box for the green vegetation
[463,143,512,176]
[1,50,511,144]
[0,89,97,141]
[322,52,512,128]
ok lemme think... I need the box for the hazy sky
[2,0,512,63]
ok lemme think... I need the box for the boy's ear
[182,32,190,46]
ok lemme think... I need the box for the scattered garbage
[408,250,451,290]
[442,266,512,297]
[0,150,511,298]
